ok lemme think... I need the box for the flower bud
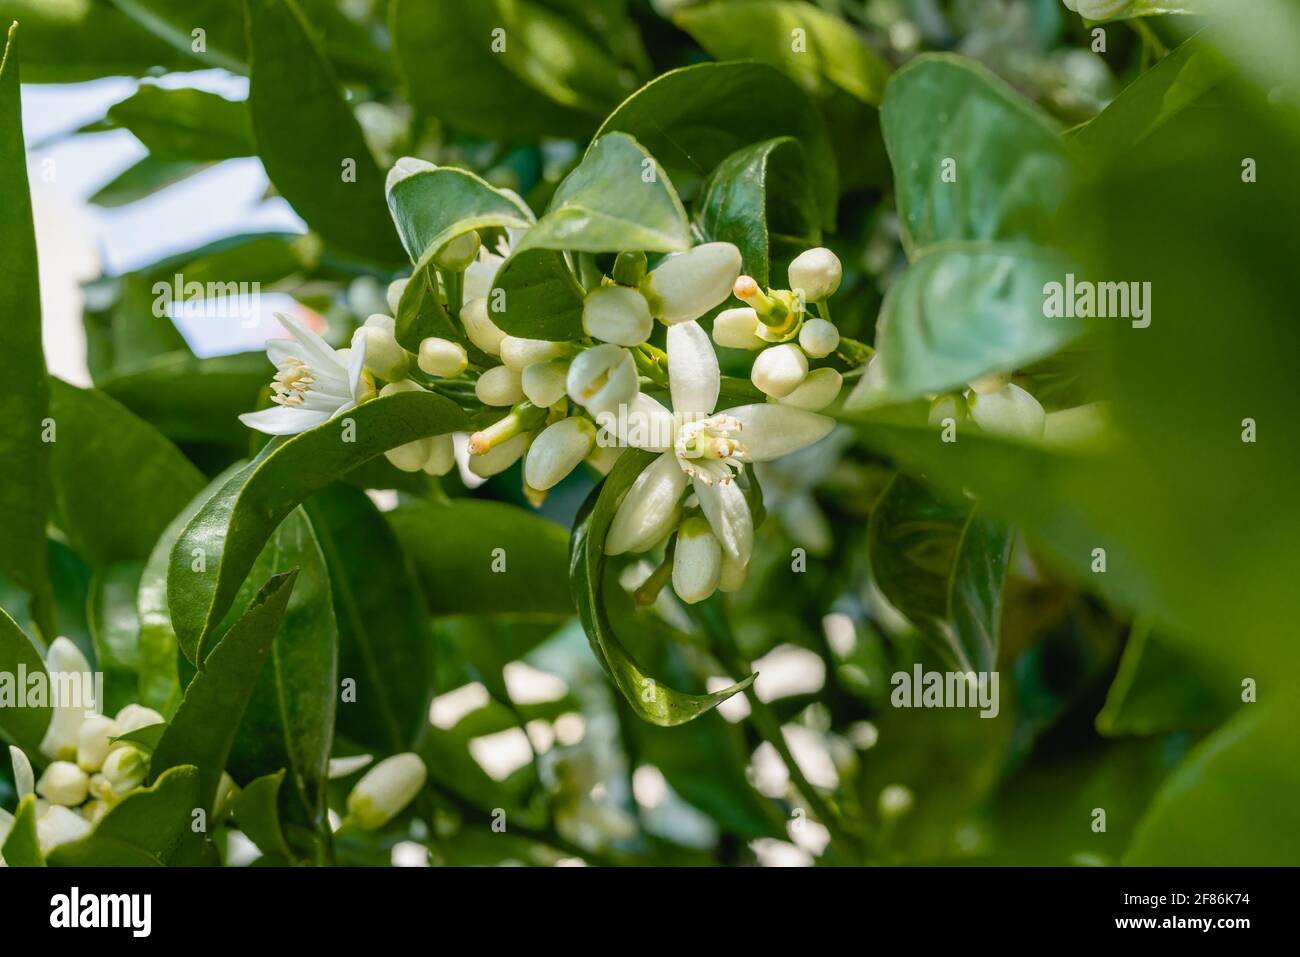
[9,745,34,799]
[417,337,468,377]
[712,307,765,350]
[385,278,408,315]
[644,242,742,325]
[76,714,119,773]
[82,799,111,826]
[928,392,968,427]
[751,343,809,398]
[354,314,409,381]
[100,744,148,795]
[37,761,89,806]
[37,805,92,855]
[777,367,842,411]
[469,432,531,478]
[672,517,722,605]
[967,383,1045,439]
[522,358,570,408]
[788,247,842,302]
[566,344,638,415]
[40,637,93,762]
[384,156,436,194]
[967,372,1011,395]
[798,318,840,358]
[585,441,624,476]
[347,752,428,830]
[116,703,164,737]
[423,433,456,476]
[475,365,524,406]
[461,297,506,356]
[526,417,596,490]
[379,381,433,471]
[583,285,653,346]
[88,773,113,802]
[500,336,567,372]
[1063,0,1134,20]
[719,554,747,593]
[433,231,481,272]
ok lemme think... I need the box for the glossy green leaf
[488,249,586,341]
[883,54,1072,254]
[49,379,206,566]
[674,1,890,105]
[167,390,468,664]
[112,722,167,752]
[392,264,471,355]
[1125,701,1300,865]
[388,162,533,267]
[0,25,51,635]
[87,563,145,716]
[1097,619,1243,736]
[104,85,254,160]
[596,61,838,228]
[697,137,820,289]
[244,0,403,264]
[569,450,754,726]
[152,571,296,814]
[873,241,1086,400]
[868,473,1011,673]
[46,765,201,866]
[134,230,307,287]
[513,133,691,255]
[389,499,573,618]
[83,275,191,383]
[0,606,51,754]
[1,794,43,867]
[306,484,432,752]
[0,1,191,81]
[89,156,213,208]
[389,0,632,141]
[229,769,293,862]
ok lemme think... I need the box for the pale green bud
[788,247,842,302]
[417,337,468,378]
[967,372,1011,395]
[433,231,481,272]
[385,278,408,315]
[777,367,842,411]
[672,517,722,605]
[500,336,567,372]
[379,381,433,471]
[76,714,118,772]
[354,314,409,380]
[522,357,570,408]
[566,344,638,415]
[712,307,765,351]
[475,365,524,407]
[526,418,597,491]
[37,760,89,806]
[751,343,809,398]
[798,318,840,359]
[461,297,506,356]
[469,432,531,478]
[583,285,653,346]
[644,242,742,325]
[100,744,148,795]
[347,753,428,830]
[113,703,164,735]
[423,433,456,476]
[968,383,1045,439]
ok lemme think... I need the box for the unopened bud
[417,337,468,377]
[526,418,596,490]
[380,381,433,471]
[100,744,148,795]
[928,393,968,426]
[968,384,1045,439]
[522,357,570,408]
[500,336,567,372]
[40,637,93,762]
[788,247,842,302]
[719,554,747,593]
[475,365,524,406]
[967,372,1011,395]
[751,344,809,398]
[611,250,648,287]
[798,318,840,358]
[354,314,409,380]
[469,432,531,478]
[9,745,34,799]
[37,805,92,855]
[566,344,638,415]
[113,704,165,735]
[385,278,408,315]
[461,297,506,356]
[347,752,427,831]
[712,307,765,350]
[777,367,842,411]
[82,799,111,826]
[672,517,722,605]
[879,783,914,819]
[583,285,653,346]
[37,761,89,806]
[644,242,742,325]
[76,714,119,773]
[433,231,481,272]
[423,433,456,476]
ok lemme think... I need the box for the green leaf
[306,484,433,752]
[112,722,167,752]
[1097,620,1243,736]
[882,54,1072,254]
[244,0,404,264]
[0,794,43,867]
[872,241,1086,400]
[89,156,213,208]
[389,0,633,140]
[104,85,254,160]
[48,380,206,566]
[388,499,573,618]
[488,249,586,341]
[596,61,838,229]
[569,450,754,726]
[134,230,307,288]
[46,765,201,866]
[1125,701,1300,865]
[83,275,191,383]
[0,1,192,81]
[697,137,820,289]
[388,162,533,267]
[868,473,1012,673]
[392,265,470,354]
[87,563,145,716]
[152,571,296,814]
[0,606,50,754]
[229,769,294,862]
[512,133,691,255]
[0,24,51,634]
[674,1,890,105]
[167,391,468,664]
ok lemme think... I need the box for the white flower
[470,432,531,478]
[642,242,742,325]
[500,336,567,372]
[39,637,93,762]
[240,313,370,435]
[461,296,507,356]
[100,744,147,795]
[114,703,164,735]
[788,247,842,302]
[525,417,596,490]
[347,752,427,830]
[566,344,639,416]
[599,321,834,567]
[583,285,653,346]
[798,318,840,359]
[522,358,570,408]
[968,383,1045,438]
[751,343,809,398]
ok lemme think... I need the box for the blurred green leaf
[229,769,293,862]
[83,275,191,383]
[596,61,838,228]
[569,449,753,726]
[697,136,820,289]
[48,765,201,866]
[49,379,206,566]
[87,562,145,715]
[0,606,51,754]
[104,85,254,160]
[244,0,403,264]
[166,391,468,665]
[89,156,213,208]
[513,133,691,255]
[152,571,296,814]
[0,1,192,81]
[1,794,43,866]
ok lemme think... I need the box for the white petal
[647,242,742,324]
[464,251,505,304]
[729,404,835,462]
[275,312,344,374]
[9,745,34,799]
[347,331,368,400]
[239,405,333,435]
[266,337,309,368]
[693,477,752,566]
[593,393,675,452]
[605,452,687,555]
[667,320,720,416]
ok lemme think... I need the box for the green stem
[835,336,874,368]
[815,299,832,324]
[634,343,670,387]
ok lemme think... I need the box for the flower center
[270,357,315,407]
[675,414,747,485]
